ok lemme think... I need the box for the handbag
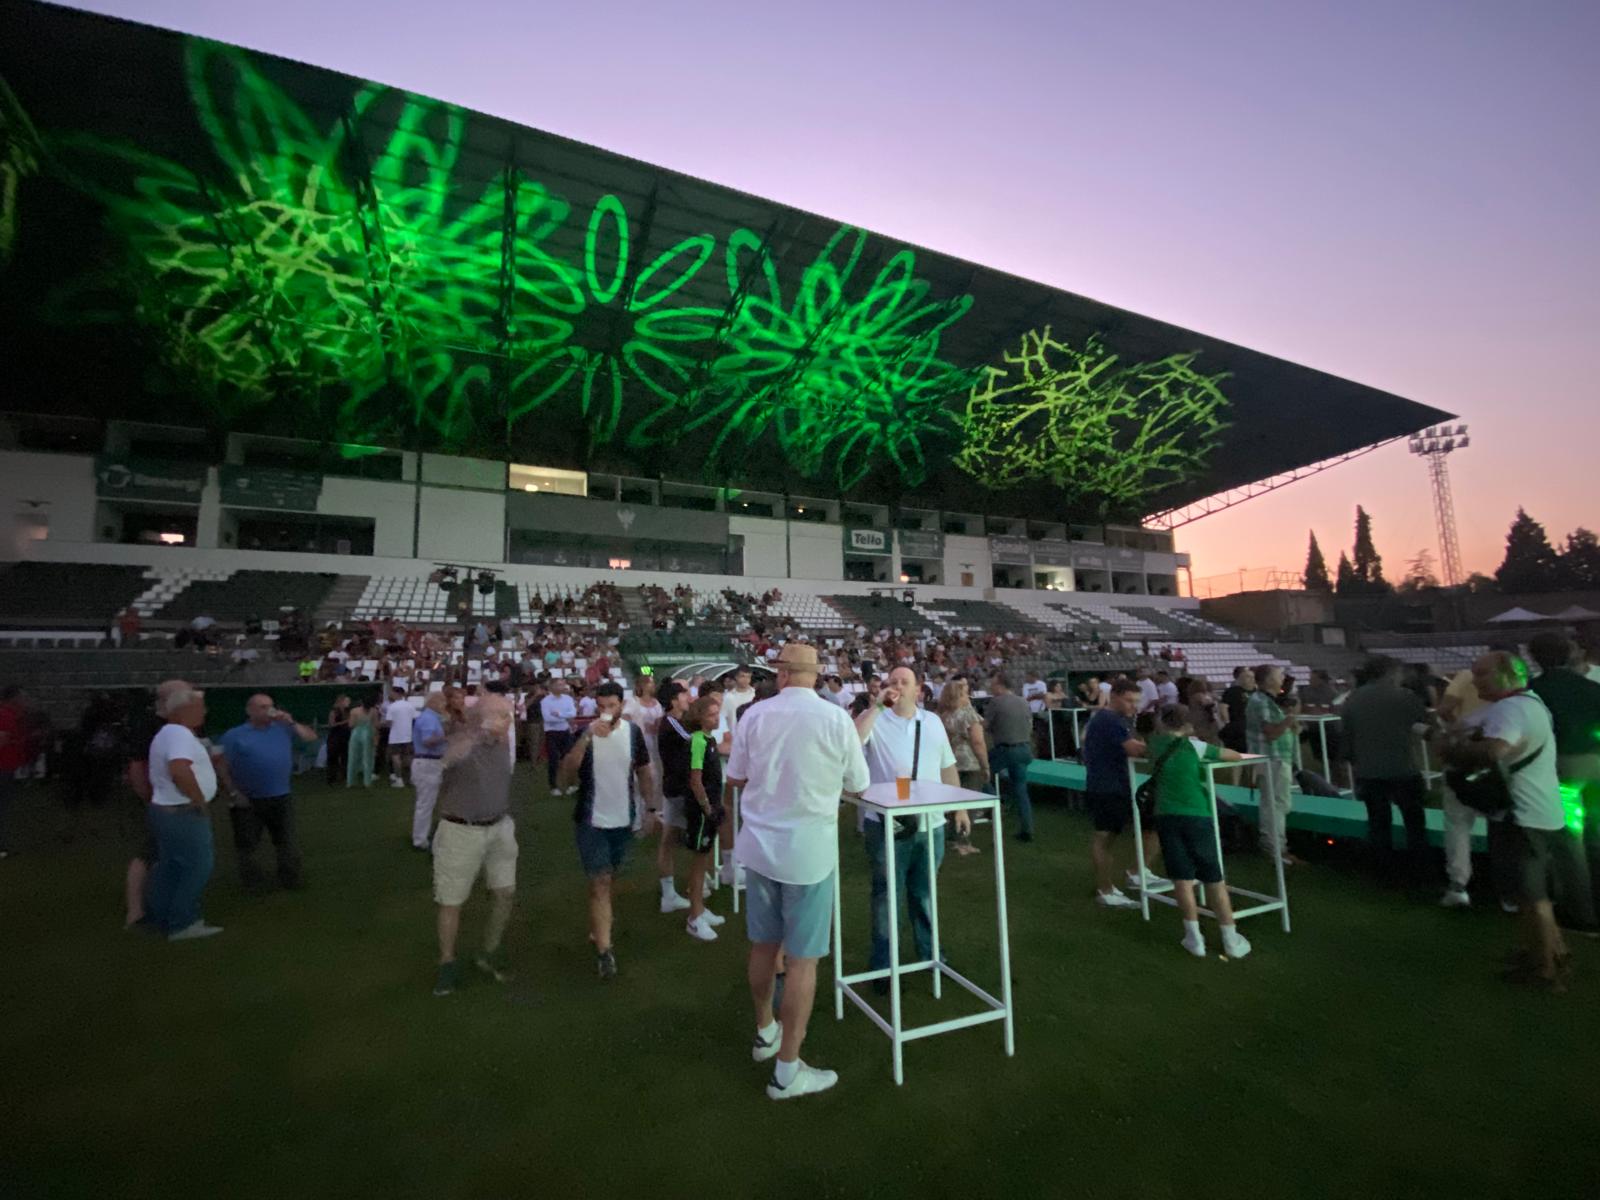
[1133,737,1184,817]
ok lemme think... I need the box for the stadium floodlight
[1408,423,1467,588]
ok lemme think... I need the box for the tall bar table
[834,781,1015,1085]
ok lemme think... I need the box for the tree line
[1301,507,1600,596]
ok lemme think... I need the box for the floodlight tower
[1407,424,1468,588]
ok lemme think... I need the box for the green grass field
[3,771,1593,1200]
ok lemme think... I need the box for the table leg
[925,812,942,1000]
[1317,722,1332,787]
[991,800,1015,1057]
[1275,830,1292,934]
[731,787,741,914]
[886,821,904,1085]
[1048,710,1057,761]
[1130,761,1149,921]
[832,851,844,1021]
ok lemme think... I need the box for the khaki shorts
[432,815,518,906]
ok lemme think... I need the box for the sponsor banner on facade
[989,535,1032,565]
[94,455,207,504]
[1032,538,1074,567]
[897,528,945,559]
[844,526,891,556]
[220,464,324,511]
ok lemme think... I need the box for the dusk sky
[60,0,1600,592]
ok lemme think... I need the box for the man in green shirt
[1147,705,1251,960]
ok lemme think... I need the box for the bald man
[218,693,317,892]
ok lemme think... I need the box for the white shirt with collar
[540,692,577,732]
[729,687,870,886]
[858,705,957,823]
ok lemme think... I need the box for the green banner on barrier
[94,455,207,504]
[220,464,324,511]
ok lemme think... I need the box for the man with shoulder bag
[1444,652,1592,992]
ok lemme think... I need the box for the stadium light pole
[1407,424,1468,588]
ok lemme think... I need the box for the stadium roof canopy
[0,1,1452,523]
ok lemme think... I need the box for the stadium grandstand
[0,2,1452,707]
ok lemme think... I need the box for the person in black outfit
[325,695,352,785]
[1218,666,1255,753]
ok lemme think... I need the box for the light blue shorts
[744,868,836,959]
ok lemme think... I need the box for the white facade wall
[0,451,98,552]
[417,487,505,563]
[317,477,417,558]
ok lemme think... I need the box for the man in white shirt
[540,680,578,795]
[727,643,869,1101]
[1021,671,1048,715]
[621,674,664,829]
[721,666,757,726]
[383,688,416,788]
[1448,651,1579,990]
[853,666,968,993]
[1135,668,1160,715]
[1155,670,1180,707]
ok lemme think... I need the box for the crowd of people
[4,606,1598,1107]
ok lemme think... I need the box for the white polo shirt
[858,706,957,823]
[728,687,870,885]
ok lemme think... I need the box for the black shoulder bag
[1133,737,1184,818]
[1444,694,1546,818]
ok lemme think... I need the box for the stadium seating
[914,598,1055,637]
[154,570,342,622]
[824,594,928,631]
[0,562,148,624]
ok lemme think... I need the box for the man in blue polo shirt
[1082,678,1163,909]
[219,693,317,891]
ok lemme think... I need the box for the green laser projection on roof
[0,0,1453,520]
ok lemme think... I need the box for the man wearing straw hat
[727,641,869,1101]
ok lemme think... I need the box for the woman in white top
[144,682,223,941]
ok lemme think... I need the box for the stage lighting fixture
[475,571,495,595]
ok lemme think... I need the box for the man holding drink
[854,666,968,993]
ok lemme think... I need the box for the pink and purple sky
[60,0,1600,591]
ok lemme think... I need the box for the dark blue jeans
[146,806,215,933]
[544,730,575,789]
[865,820,945,970]
[990,743,1034,836]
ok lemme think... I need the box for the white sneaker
[1439,887,1471,909]
[767,1060,838,1101]
[752,1021,783,1062]
[1180,931,1207,958]
[701,909,726,927]
[389,775,404,788]
[686,914,718,941]
[1500,899,1520,915]
[721,863,746,888]
[1126,868,1170,891]
[168,920,223,941]
[1095,888,1139,910]
[702,877,715,900]
[660,892,691,914]
[1220,929,1252,959]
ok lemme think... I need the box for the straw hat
[775,643,820,671]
